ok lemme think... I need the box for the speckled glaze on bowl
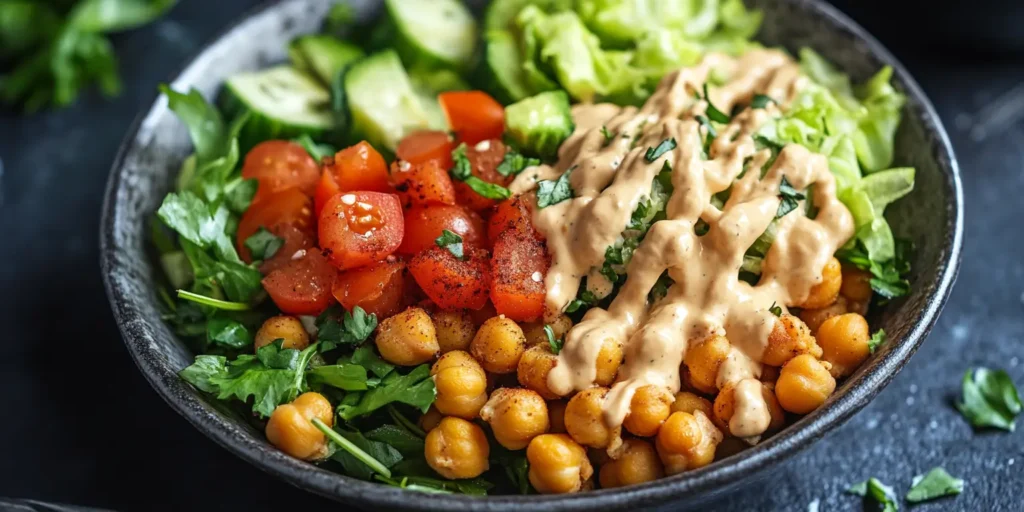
[100,0,963,510]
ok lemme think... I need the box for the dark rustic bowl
[100,0,963,510]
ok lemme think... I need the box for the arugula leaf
[329,428,403,480]
[351,345,395,379]
[292,134,336,162]
[847,477,899,512]
[868,329,886,353]
[600,125,614,146]
[644,138,677,162]
[751,94,775,109]
[316,305,378,352]
[956,367,1022,431]
[906,467,964,503]
[701,84,731,124]
[244,227,284,261]
[768,302,782,317]
[307,363,369,391]
[776,175,806,218]
[337,365,436,420]
[365,424,425,456]
[536,167,574,208]
[435,230,464,260]
[450,143,511,200]
[206,317,252,349]
[496,148,541,177]
[544,325,563,355]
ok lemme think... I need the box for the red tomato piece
[490,228,549,322]
[453,139,511,212]
[397,130,455,168]
[439,91,505,145]
[332,259,405,319]
[262,249,337,316]
[409,246,492,310]
[319,191,404,270]
[242,140,320,204]
[236,188,314,263]
[487,197,539,244]
[391,159,457,208]
[325,141,391,193]
[259,224,315,275]
[313,170,340,219]
[397,205,486,255]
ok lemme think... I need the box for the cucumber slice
[409,69,469,130]
[478,30,532,104]
[384,0,477,71]
[221,66,335,148]
[345,50,432,152]
[288,35,364,87]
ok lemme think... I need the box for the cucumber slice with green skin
[484,0,572,31]
[288,35,364,87]
[345,50,432,153]
[409,69,470,130]
[221,66,336,149]
[384,0,477,71]
[478,30,532,105]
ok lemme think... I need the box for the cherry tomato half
[409,246,492,310]
[490,227,549,322]
[439,91,505,145]
[318,191,404,271]
[313,170,341,219]
[332,259,405,319]
[397,205,486,255]
[397,130,455,168]
[391,159,457,208]
[258,224,315,275]
[263,249,337,316]
[242,140,320,204]
[325,141,391,193]
[453,139,511,212]
[236,188,314,263]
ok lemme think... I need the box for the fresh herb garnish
[601,125,614,146]
[206,317,252,349]
[536,166,574,208]
[847,477,899,512]
[564,289,600,314]
[751,94,776,109]
[450,144,511,200]
[544,325,563,355]
[695,115,717,151]
[956,367,1022,431]
[435,229,465,260]
[244,227,284,261]
[496,148,541,177]
[176,289,251,311]
[776,175,806,218]
[768,302,782,317]
[365,423,426,455]
[701,83,731,123]
[351,344,395,379]
[644,138,677,162]
[314,419,396,478]
[906,467,964,503]
[868,329,886,353]
[292,134,336,162]
[337,364,436,420]
[316,305,378,352]
[307,362,369,391]
[836,238,913,300]
[649,272,673,302]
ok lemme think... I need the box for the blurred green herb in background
[0,0,177,112]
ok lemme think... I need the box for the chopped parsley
[645,138,677,162]
[316,305,378,352]
[776,175,806,218]
[244,227,284,261]
[750,94,776,109]
[906,468,964,504]
[206,317,252,349]
[536,167,574,208]
[544,325,564,355]
[565,289,600,314]
[450,144,511,200]
[847,477,898,512]
[336,364,437,420]
[956,367,1022,431]
[600,125,614,146]
[836,239,913,300]
[495,148,540,177]
[434,229,465,260]
[701,83,731,124]
[768,302,782,317]
[695,115,717,152]
[868,329,886,353]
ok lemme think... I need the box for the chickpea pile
[262,259,880,494]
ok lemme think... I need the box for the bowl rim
[100,0,963,509]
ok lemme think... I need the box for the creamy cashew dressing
[510,49,855,441]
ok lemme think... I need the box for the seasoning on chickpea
[799,295,851,334]
[265,392,333,460]
[598,439,664,489]
[517,343,559,399]
[564,387,621,450]
[593,336,624,387]
[816,313,871,378]
[527,434,593,494]
[432,309,476,353]
[839,265,873,302]
[254,315,310,350]
[470,316,527,374]
[683,335,730,394]
[775,354,837,414]
[424,417,490,479]
[799,257,843,309]
[431,350,488,419]
[623,385,674,437]
[522,315,573,346]
[712,380,785,436]
[480,388,549,450]
[375,307,440,366]
[762,314,821,367]
[656,410,723,475]
[671,391,713,418]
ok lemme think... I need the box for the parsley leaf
[956,367,1022,431]
[492,446,531,495]
[701,84,731,124]
[435,229,464,260]
[751,94,775,109]
[292,134,336,162]
[868,329,886,353]
[776,175,806,218]
[695,115,717,152]
[835,239,913,300]
[847,477,899,512]
[565,289,600,314]
[906,467,964,503]
[601,125,614,146]
[329,428,404,480]
[316,305,378,352]
[644,138,677,162]
[496,148,541,177]
[649,272,673,302]
[244,227,284,261]
[307,363,369,391]
[450,143,511,200]
[544,325,563,355]
[206,316,252,349]
[768,302,782,317]
[337,364,436,420]
[365,424,425,456]
[351,345,395,379]
[536,167,574,208]
[224,178,258,214]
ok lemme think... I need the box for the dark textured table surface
[1,2,1021,511]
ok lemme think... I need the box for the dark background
[1,1,1022,510]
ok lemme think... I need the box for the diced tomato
[332,259,405,319]
[242,140,320,204]
[439,91,505,145]
[263,249,337,316]
[324,141,391,193]
[236,188,314,263]
[391,159,457,208]
[490,228,549,322]
[319,191,404,270]
[453,139,511,211]
[397,130,455,168]
[259,224,315,275]
[398,205,486,255]
[409,246,492,310]
[488,197,539,243]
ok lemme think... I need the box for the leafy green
[768,302,782,317]
[644,138,677,162]
[698,83,730,123]
[776,175,805,218]
[536,167,574,208]
[450,143,512,200]
[244,228,283,261]
[337,364,436,420]
[956,367,1022,431]
[293,134,336,162]
[544,325,563,354]
[492,447,531,494]
[176,289,251,311]
[496,148,542,177]
[308,363,369,391]
[365,424,425,456]
[329,428,404,480]
[847,477,899,512]
[868,329,886,354]
[435,229,465,260]
[751,94,774,109]
[906,467,964,504]
[350,345,395,379]
[835,238,912,300]
[316,305,378,352]
[206,317,252,350]
[564,289,600,314]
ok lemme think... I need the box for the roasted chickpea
[656,410,723,475]
[480,388,550,449]
[840,266,873,302]
[265,392,333,460]
[424,417,490,479]
[517,344,559,399]
[671,391,713,418]
[762,314,821,367]
[598,439,664,489]
[594,337,624,387]
[522,315,573,346]
[432,309,476,353]
[420,406,443,431]
[548,400,568,433]
[799,296,851,334]
[470,316,527,374]
[254,315,310,350]
[683,335,730,394]
[799,257,842,309]
[431,350,488,419]
[776,354,836,414]
[712,380,785,437]
[564,387,621,450]
[623,385,674,437]
[375,307,439,366]
[816,313,871,378]
[527,434,594,494]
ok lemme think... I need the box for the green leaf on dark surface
[564,289,599,314]
[337,365,436,420]
[776,175,806,218]
[835,238,913,300]
[868,329,886,353]
[701,84,731,124]
[492,447,531,495]
[434,229,465,260]
[956,367,1022,431]
[496,148,541,177]
[644,138,677,162]
[536,166,574,208]
[244,227,284,261]
[206,317,252,349]
[450,143,511,200]
[905,467,964,503]
[316,305,378,352]
[847,477,899,512]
